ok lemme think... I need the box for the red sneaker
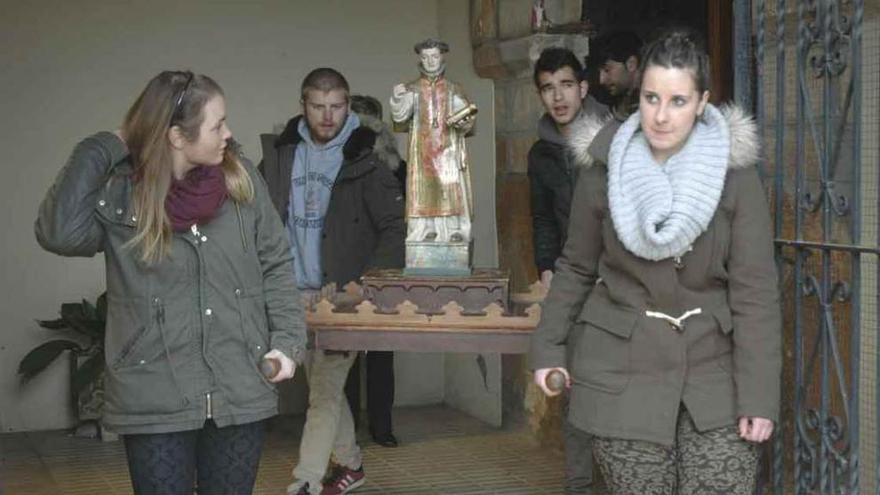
[320,465,365,495]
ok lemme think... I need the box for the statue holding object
[390,38,477,275]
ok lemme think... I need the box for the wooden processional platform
[300,269,548,427]
[303,268,544,354]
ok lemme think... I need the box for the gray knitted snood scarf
[607,103,730,261]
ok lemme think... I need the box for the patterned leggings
[592,407,759,495]
[123,419,265,495]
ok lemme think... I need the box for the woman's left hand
[738,416,774,443]
[262,349,296,383]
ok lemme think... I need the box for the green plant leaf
[72,352,105,394]
[68,317,101,339]
[60,302,85,321]
[18,340,82,381]
[60,303,103,340]
[36,318,69,330]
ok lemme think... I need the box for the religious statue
[390,38,477,252]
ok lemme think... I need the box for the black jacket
[528,131,576,273]
[528,97,609,273]
[259,116,405,287]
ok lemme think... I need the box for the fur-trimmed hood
[274,115,401,172]
[354,114,404,174]
[567,103,760,170]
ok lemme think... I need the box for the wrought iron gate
[744,0,876,493]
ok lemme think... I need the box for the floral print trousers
[592,406,759,495]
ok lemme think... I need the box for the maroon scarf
[165,166,228,232]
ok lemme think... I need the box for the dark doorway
[581,0,732,103]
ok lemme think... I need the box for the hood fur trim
[274,115,400,172]
[719,104,760,169]
[567,104,760,170]
[567,113,614,169]
[356,114,403,173]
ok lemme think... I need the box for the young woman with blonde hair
[36,71,305,494]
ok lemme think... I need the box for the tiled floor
[1,406,572,494]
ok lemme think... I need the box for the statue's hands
[453,114,475,130]
[392,83,408,99]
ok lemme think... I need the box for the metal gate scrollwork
[748,0,871,493]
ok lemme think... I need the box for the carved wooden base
[361,268,509,315]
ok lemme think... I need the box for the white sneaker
[287,480,313,495]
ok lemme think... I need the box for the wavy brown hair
[122,71,254,263]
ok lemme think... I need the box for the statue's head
[414,38,448,76]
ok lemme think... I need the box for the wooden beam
[707,0,735,103]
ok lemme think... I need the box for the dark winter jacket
[528,96,610,273]
[529,107,781,446]
[35,132,307,435]
[259,116,405,288]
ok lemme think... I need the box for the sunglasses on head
[170,72,194,125]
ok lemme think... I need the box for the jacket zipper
[185,224,214,419]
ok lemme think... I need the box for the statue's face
[419,47,444,73]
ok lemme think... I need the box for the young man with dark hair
[593,31,643,120]
[530,47,608,284]
[528,47,607,495]
[260,67,405,495]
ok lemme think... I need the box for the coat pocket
[229,286,276,396]
[103,299,188,415]
[571,299,636,393]
[109,325,151,370]
[234,286,271,355]
[105,296,154,369]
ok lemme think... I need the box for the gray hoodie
[288,112,360,289]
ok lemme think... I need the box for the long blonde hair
[122,71,254,263]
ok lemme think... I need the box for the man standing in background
[593,31,643,121]
[528,47,609,495]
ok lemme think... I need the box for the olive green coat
[529,107,782,446]
[35,132,306,434]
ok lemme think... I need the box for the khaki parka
[529,107,782,446]
[35,132,307,434]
